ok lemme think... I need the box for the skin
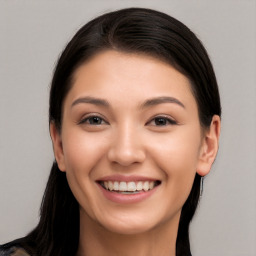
[50,50,220,256]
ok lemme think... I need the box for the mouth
[98,180,161,194]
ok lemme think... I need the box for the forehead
[66,50,197,111]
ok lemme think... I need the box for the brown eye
[88,116,103,125]
[149,116,177,126]
[154,117,168,126]
[79,115,107,125]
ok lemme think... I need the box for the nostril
[107,148,146,167]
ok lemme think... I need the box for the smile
[99,180,161,194]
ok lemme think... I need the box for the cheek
[147,127,201,202]
[62,129,109,175]
[148,127,201,171]
[61,129,107,194]
[60,129,111,217]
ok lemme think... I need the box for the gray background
[0,1,255,255]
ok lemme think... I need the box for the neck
[77,210,180,256]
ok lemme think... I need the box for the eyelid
[146,114,178,126]
[77,113,109,125]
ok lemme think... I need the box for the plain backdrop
[0,1,255,255]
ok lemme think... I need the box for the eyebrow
[71,96,185,109]
[71,96,110,108]
[140,96,185,109]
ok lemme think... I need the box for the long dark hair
[21,7,221,256]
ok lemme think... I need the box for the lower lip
[97,183,159,204]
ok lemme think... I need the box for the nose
[107,125,146,167]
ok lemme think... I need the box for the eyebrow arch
[140,96,185,109]
[71,96,110,108]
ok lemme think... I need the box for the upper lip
[97,174,159,182]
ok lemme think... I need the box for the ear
[196,115,221,176]
[49,122,66,172]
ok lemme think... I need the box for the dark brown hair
[21,7,221,256]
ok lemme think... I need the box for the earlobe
[49,122,66,172]
[196,115,221,177]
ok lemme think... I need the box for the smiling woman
[0,7,221,256]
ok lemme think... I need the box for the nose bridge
[107,120,145,166]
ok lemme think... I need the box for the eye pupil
[155,118,167,126]
[89,117,102,124]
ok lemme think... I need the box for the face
[51,50,217,235]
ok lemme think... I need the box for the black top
[0,239,32,256]
[1,239,193,256]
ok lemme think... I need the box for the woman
[0,7,221,256]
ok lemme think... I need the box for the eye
[147,116,177,126]
[79,115,108,125]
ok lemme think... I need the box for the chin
[96,212,163,236]
[103,222,155,236]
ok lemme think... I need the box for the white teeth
[108,181,113,191]
[136,181,143,191]
[102,180,158,192]
[143,181,149,191]
[104,181,109,190]
[149,181,154,190]
[113,181,119,190]
[127,182,136,192]
[119,181,127,191]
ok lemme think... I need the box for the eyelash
[78,115,177,126]
[147,116,177,126]
[78,115,108,125]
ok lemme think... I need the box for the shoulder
[0,240,31,256]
